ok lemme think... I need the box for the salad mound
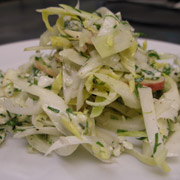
[0,3,180,173]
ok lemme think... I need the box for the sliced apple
[34,61,57,77]
[140,76,165,91]
[54,52,62,62]
[122,76,165,91]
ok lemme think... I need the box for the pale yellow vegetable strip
[90,96,105,118]
[52,70,63,94]
[94,73,140,109]
[138,87,162,151]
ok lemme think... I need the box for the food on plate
[0,3,180,173]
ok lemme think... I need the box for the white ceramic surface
[0,39,180,180]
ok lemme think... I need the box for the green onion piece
[47,106,60,113]
[96,141,104,147]
[153,133,161,154]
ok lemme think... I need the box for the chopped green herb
[135,83,143,97]
[28,78,38,86]
[7,117,22,130]
[47,106,60,113]
[105,15,119,22]
[94,11,102,17]
[46,85,52,90]
[134,32,146,38]
[148,50,160,59]
[94,23,101,30]
[3,82,12,88]
[167,119,171,133]
[153,133,161,154]
[117,129,128,133]
[33,78,38,85]
[137,137,147,140]
[32,67,40,76]
[96,141,104,147]
[84,120,89,135]
[135,65,139,70]
[6,110,12,118]
[163,66,171,76]
[162,135,168,142]
[99,81,105,86]
[14,88,21,92]
[66,108,74,121]
[121,20,127,25]
[49,139,53,145]
[14,129,25,132]
[66,108,73,114]
[174,116,178,123]
[113,24,117,29]
[60,34,72,38]
[77,16,83,24]
[135,76,144,83]
[92,76,105,86]
[141,69,154,76]
[93,76,98,84]
[0,113,6,117]
[35,56,42,61]
[80,51,90,59]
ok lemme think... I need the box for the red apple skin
[54,52,62,62]
[140,77,165,91]
[34,61,57,77]
[123,77,165,91]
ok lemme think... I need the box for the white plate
[0,39,180,180]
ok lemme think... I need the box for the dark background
[0,0,180,45]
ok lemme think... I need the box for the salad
[0,3,180,173]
